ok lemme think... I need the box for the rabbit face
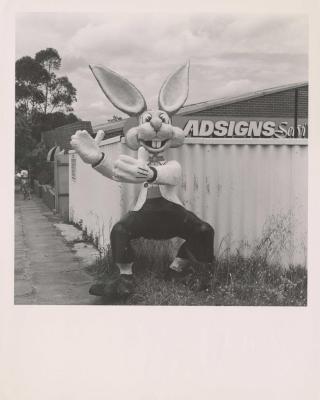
[125,110,185,153]
[90,62,189,154]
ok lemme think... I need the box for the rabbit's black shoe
[89,274,135,298]
[116,274,135,297]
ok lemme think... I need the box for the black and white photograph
[14,12,308,306]
[2,1,320,399]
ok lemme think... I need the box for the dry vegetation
[86,238,307,306]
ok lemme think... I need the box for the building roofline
[93,119,126,133]
[178,81,308,116]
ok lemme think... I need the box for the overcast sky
[16,13,308,125]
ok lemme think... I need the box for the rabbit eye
[142,113,152,123]
[159,113,170,123]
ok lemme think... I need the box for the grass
[86,238,307,306]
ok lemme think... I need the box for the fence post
[54,153,69,219]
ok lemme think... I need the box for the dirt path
[14,192,100,305]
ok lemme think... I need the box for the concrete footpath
[15,191,100,305]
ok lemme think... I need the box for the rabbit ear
[158,61,190,115]
[89,64,147,116]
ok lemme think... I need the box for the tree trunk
[44,65,51,115]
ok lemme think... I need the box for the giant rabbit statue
[71,62,214,299]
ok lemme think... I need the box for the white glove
[70,130,103,165]
[113,147,154,183]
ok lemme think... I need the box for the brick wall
[297,86,308,118]
[41,121,94,151]
[190,86,308,118]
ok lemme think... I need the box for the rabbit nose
[150,117,162,131]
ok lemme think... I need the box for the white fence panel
[167,139,307,266]
[69,137,123,249]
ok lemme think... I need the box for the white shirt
[94,153,183,211]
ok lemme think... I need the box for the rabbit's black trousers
[110,197,214,264]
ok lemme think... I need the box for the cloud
[61,55,88,74]
[16,13,308,125]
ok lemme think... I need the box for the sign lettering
[172,116,308,139]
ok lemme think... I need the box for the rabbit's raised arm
[70,130,104,165]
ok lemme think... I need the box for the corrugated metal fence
[69,137,307,267]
